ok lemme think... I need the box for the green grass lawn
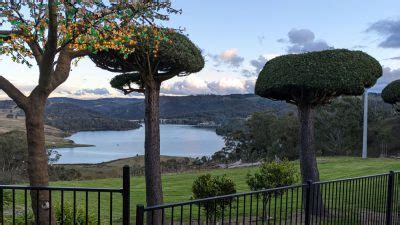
[3,157,400,223]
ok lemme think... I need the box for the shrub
[246,160,299,192]
[55,202,97,225]
[3,202,96,224]
[192,174,236,220]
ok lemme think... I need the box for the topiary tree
[0,1,177,223]
[255,49,382,214]
[89,28,204,222]
[382,80,400,112]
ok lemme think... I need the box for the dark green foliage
[192,174,236,220]
[214,111,299,162]
[55,202,97,225]
[192,174,236,199]
[4,203,97,224]
[45,102,141,133]
[255,49,382,106]
[0,131,27,183]
[90,29,204,91]
[382,80,400,109]
[49,166,82,181]
[0,131,62,183]
[315,97,363,156]
[246,160,299,191]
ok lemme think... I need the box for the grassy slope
[58,155,190,179]
[0,117,85,148]
[45,157,400,222]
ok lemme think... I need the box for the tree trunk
[298,104,324,216]
[144,82,163,224]
[25,94,56,225]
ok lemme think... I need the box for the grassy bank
[4,157,400,223]
[0,117,87,148]
[57,157,400,221]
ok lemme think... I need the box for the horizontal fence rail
[0,166,130,225]
[138,171,400,225]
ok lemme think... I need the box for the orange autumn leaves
[0,1,177,66]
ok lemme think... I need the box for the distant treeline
[213,95,397,163]
[44,102,141,133]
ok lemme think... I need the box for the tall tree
[0,1,177,224]
[382,80,400,112]
[89,29,204,222]
[255,49,382,214]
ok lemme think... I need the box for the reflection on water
[56,124,224,164]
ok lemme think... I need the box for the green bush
[192,174,236,220]
[55,202,97,225]
[4,202,97,225]
[246,160,299,191]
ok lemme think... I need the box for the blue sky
[1,0,400,99]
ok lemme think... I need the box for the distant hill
[48,94,295,124]
[45,102,141,133]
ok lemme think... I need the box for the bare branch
[0,76,28,110]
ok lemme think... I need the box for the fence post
[0,188,3,225]
[304,180,312,225]
[122,165,130,225]
[136,204,145,225]
[386,171,395,225]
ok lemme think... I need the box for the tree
[255,49,382,214]
[0,2,177,224]
[89,29,204,222]
[315,97,363,156]
[382,80,400,112]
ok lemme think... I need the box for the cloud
[74,88,111,96]
[280,28,333,53]
[241,54,280,77]
[208,48,245,68]
[161,77,255,95]
[161,76,209,95]
[352,45,367,49]
[386,56,400,60]
[207,78,255,95]
[370,67,400,92]
[367,19,400,48]
[288,28,315,44]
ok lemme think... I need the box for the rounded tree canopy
[89,28,204,90]
[255,49,382,106]
[382,80,400,105]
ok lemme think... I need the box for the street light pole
[362,89,368,159]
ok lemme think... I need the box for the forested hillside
[47,94,293,123]
[45,102,141,133]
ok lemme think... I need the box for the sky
[1,0,400,99]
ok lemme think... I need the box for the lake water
[56,124,225,164]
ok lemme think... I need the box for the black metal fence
[137,171,400,225]
[0,166,130,225]
[1,168,399,225]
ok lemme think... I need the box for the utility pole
[362,89,368,159]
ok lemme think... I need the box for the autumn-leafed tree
[0,1,178,224]
[255,49,382,214]
[382,80,400,112]
[90,29,204,223]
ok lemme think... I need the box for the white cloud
[161,76,255,95]
[208,48,245,68]
[280,28,333,54]
[370,66,400,93]
[161,76,209,95]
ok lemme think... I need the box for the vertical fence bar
[122,166,131,225]
[0,188,3,225]
[136,204,145,225]
[304,181,312,225]
[386,171,395,225]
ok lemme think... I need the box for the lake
[55,124,225,164]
